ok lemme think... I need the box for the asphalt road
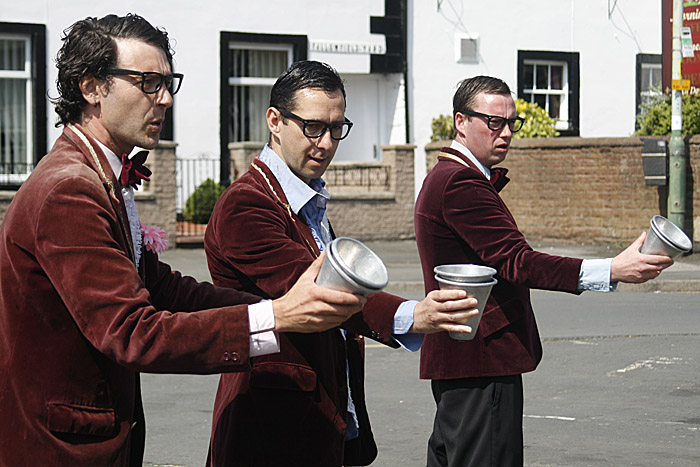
[141,287,700,467]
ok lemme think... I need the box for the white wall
[4,0,664,195]
[2,0,395,162]
[410,0,662,191]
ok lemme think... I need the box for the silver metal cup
[435,274,497,341]
[433,264,497,283]
[639,215,692,259]
[316,237,389,297]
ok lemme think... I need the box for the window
[636,54,662,119]
[518,51,579,136]
[228,44,292,143]
[0,22,46,187]
[219,32,307,184]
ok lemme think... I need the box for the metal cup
[316,237,389,297]
[433,264,497,283]
[435,274,497,341]
[639,215,692,259]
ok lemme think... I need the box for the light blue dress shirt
[450,140,616,292]
[259,145,423,440]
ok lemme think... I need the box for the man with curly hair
[0,14,365,466]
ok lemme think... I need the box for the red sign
[663,1,700,91]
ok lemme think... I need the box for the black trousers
[426,375,524,467]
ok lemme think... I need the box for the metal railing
[324,164,391,192]
[0,162,33,188]
[176,156,220,241]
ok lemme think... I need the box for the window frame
[635,53,662,123]
[219,31,307,185]
[517,50,580,137]
[0,22,46,188]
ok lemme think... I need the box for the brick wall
[229,143,417,240]
[427,136,700,244]
[326,145,416,240]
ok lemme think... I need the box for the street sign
[672,79,692,90]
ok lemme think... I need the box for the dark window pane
[536,65,548,89]
[523,92,532,103]
[551,65,563,90]
[534,94,546,109]
[0,39,26,71]
[549,95,561,119]
[524,64,534,89]
[651,67,662,89]
[641,67,651,91]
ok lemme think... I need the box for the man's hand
[611,232,675,283]
[271,252,366,333]
[410,289,479,336]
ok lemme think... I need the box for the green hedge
[183,178,226,225]
[636,90,700,136]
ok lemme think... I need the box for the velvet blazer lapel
[438,146,511,192]
[62,125,139,270]
[249,158,325,258]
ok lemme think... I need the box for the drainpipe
[668,0,687,229]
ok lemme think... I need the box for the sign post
[668,0,687,231]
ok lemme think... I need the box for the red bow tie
[120,151,151,190]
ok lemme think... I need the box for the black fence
[176,156,220,242]
[324,164,391,191]
[0,162,33,189]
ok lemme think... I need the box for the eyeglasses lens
[141,73,182,95]
[303,122,352,140]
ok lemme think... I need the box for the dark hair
[269,60,346,111]
[53,14,173,126]
[452,75,512,121]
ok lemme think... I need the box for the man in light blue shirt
[205,60,479,467]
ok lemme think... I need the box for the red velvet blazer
[0,126,260,466]
[205,159,404,467]
[415,147,583,380]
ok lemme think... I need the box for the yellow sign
[673,79,691,90]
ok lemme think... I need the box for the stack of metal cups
[433,264,498,341]
[639,215,692,259]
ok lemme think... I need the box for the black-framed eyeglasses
[464,110,525,133]
[107,68,184,95]
[276,108,353,141]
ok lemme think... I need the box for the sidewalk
[163,239,700,293]
[363,239,700,294]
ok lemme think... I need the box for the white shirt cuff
[392,300,424,351]
[248,300,280,357]
[579,258,616,292]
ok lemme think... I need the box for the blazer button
[223,351,230,362]
[231,352,240,363]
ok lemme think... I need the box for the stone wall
[0,141,178,248]
[135,141,178,247]
[326,145,417,240]
[427,136,700,244]
[229,143,417,240]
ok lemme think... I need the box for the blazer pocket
[478,297,524,338]
[46,402,116,436]
[250,362,317,392]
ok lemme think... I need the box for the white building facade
[1,0,663,193]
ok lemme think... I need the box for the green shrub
[430,114,455,141]
[429,100,559,141]
[513,98,559,139]
[636,89,700,136]
[183,178,226,224]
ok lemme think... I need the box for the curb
[387,280,700,294]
